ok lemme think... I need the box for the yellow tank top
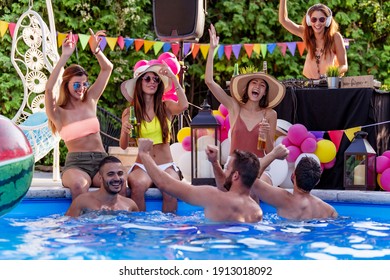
[139,116,171,144]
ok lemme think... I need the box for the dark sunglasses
[142,76,161,84]
[310,17,326,23]
[73,82,90,91]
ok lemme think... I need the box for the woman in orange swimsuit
[45,29,113,199]
[120,62,188,213]
[279,1,348,79]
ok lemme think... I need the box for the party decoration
[286,145,301,163]
[314,139,336,163]
[218,104,229,117]
[379,168,390,191]
[376,155,390,174]
[294,153,321,168]
[268,159,289,187]
[287,124,308,146]
[170,142,185,163]
[177,127,191,143]
[181,135,192,151]
[300,137,317,153]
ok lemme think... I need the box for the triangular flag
[98,37,107,52]
[183,43,192,56]
[277,43,287,56]
[57,33,67,48]
[191,43,200,59]
[143,40,154,53]
[199,44,209,59]
[163,42,171,52]
[344,38,350,49]
[243,44,254,58]
[8,22,16,39]
[0,20,9,37]
[153,41,164,55]
[134,39,144,51]
[344,126,362,142]
[253,44,261,55]
[310,131,325,139]
[171,43,180,56]
[224,45,232,60]
[117,36,125,50]
[267,43,277,54]
[286,42,297,56]
[217,44,224,59]
[72,34,79,44]
[328,130,344,152]
[106,37,118,51]
[213,45,219,58]
[78,34,90,50]
[124,38,134,50]
[260,44,267,58]
[297,41,306,56]
[232,44,241,60]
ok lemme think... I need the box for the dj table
[274,87,390,189]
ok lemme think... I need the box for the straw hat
[230,72,286,108]
[121,64,170,102]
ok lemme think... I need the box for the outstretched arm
[279,0,304,38]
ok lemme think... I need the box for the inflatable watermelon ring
[0,115,35,217]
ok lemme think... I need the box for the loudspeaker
[153,0,205,41]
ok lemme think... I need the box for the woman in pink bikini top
[45,29,113,199]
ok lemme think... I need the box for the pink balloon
[134,60,148,71]
[218,104,229,117]
[323,157,336,169]
[214,115,224,127]
[220,127,229,142]
[376,155,390,174]
[300,137,317,153]
[382,150,390,159]
[286,145,301,163]
[306,132,316,140]
[148,59,160,65]
[282,136,293,147]
[182,135,192,151]
[158,52,176,62]
[287,124,308,146]
[224,115,230,131]
[164,57,180,75]
[380,168,390,191]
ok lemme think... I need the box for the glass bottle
[129,105,138,139]
[257,118,267,150]
[263,61,267,74]
[233,63,239,77]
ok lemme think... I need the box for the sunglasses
[73,82,90,91]
[142,76,161,84]
[310,17,326,23]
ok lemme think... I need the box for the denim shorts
[62,152,108,179]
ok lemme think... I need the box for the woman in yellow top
[120,62,188,213]
[45,29,113,199]
[279,1,348,79]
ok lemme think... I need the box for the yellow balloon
[212,110,224,119]
[378,173,383,190]
[314,139,336,163]
[177,127,191,143]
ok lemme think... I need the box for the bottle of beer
[263,61,268,74]
[129,105,138,139]
[233,63,239,77]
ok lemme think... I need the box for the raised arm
[279,0,304,38]
[259,144,289,177]
[119,107,131,150]
[205,24,237,112]
[205,145,227,191]
[86,29,113,101]
[334,32,348,76]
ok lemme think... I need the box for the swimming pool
[1,197,390,260]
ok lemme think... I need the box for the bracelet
[93,48,100,55]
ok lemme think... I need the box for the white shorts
[128,162,180,174]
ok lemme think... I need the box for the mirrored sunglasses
[310,17,326,23]
[142,76,161,84]
[73,82,90,91]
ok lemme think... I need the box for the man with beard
[66,156,139,217]
[137,138,262,223]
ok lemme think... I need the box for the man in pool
[137,138,263,223]
[66,156,139,217]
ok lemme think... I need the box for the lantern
[344,131,376,190]
[190,100,221,185]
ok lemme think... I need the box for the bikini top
[303,50,339,79]
[59,117,100,142]
[139,116,171,145]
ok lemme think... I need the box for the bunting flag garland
[0,20,353,60]
[328,130,344,152]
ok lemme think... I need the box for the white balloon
[275,136,285,147]
[280,164,295,189]
[294,153,321,168]
[221,139,231,165]
[177,151,192,182]
[170,142,185,164]
[196,135,219,151]
[268,159,289,187]
[196,151,213,178]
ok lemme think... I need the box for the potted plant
[326,66,340,89]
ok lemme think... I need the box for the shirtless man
[66,156,139,217]
[137,138,262,223]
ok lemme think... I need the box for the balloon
[221,139,231,165]
[177,127,191,143]
[182,135,192,151]
[224,115,230,130]
[212,110,225,119]
[164,57,180,75]
[287,124,308,146]
[380,168,390,191]
[286,145,301,163]
[311,131,325,139]
[170,142,185,164]
[268,159,289,187]
[323,157,336,169]
[275,136,285,147]
[376,155,390,174]
[220,127,229,142]
[214,115,224,127]
[294,153,321,168]
[218,104,229,117]
[280,164,294,189]
[300,137,317,153]
[314,139,336,163]
[377,173,383,190]
[282,136,293,147]
[177,151,192,182]
[306,132,316,140]
[382,150,390,159]
[134,60,148,71]
[197,135,219,151]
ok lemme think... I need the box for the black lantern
[344,131,376,190]
[190,100,221,185]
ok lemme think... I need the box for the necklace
[315,48,324,79]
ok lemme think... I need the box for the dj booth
[274,86,390,190]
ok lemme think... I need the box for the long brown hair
[48,64,88,133]
[133,72,169,144]
[302,4,339,60]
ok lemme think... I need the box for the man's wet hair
[231,149,260,188]
[295,157,321,192]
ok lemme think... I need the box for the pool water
[0,199,390,260]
